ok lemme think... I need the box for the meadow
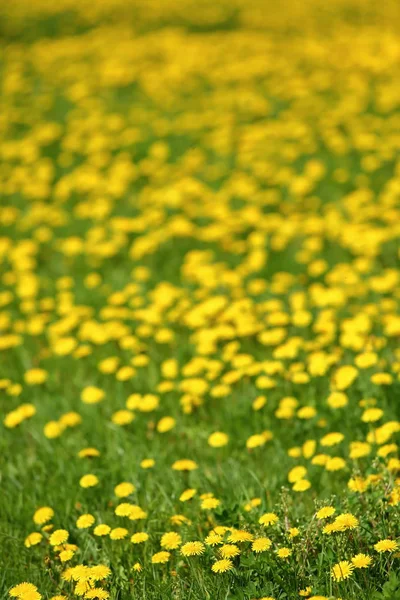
[0,1,400,599]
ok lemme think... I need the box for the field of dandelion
[1,0,400,599]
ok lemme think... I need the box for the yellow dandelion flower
[94,524,111,536]
[78,448,100,459]
[9,583,40,598]
[374,539,398,552]
[84,589,110,599]
[325,457,346,471]
[333,513,359,530]
[131,532,149,544]
[157,416,176,433]
[219,544,240,558]
[351,554,372,568]
[276,547,292,559]
[228,530,254,543]
[24,532,43,548]
[259,512,279,526]
[49,529,69,546]
[327,392,348,409]
[316,506,335,519]
[59,550,75,562]
[179,489,197,502]
[348,477,369,493]
[140,459,155,469]
[211,559,233,573]
[293,479,311,492]
[201,497,220,510]
[76,514,95,529]
[81,386,105,405]
[181,541,205,556]
[208,432,229,447]
[252,395,267,410]
[362,408,384,423]
[246,434,267,449]
[288,466,307,483]
[109,528,128,540]
[24,369,48,385]
[170,514,190,526]
[79,474,99,488]
[171,459,198,471]
[111,410,134,425]
[320,432,344,447]
[114,482,135,497]
[297,406,317,419]
[160,532,182,549]
[205,533,223,546]
[331,560,353,581]
[151,551,170,564]
[252,537,272,553]
[332,365,358,391]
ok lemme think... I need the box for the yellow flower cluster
[1,0,400,598]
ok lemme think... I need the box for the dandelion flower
[181,541,205,556]
[157,416,176,432]
[325,457,346,471]
[201,497,220,510]
[288,466,307,483]
[9,583,39,598]
[331,560,353,581]
[84,590,110,599]
[205,533,223,546]
[171,459,198,471]
[94,524,111,536]
[179,488,197,502]
[316,506,335,519]
[252,537,272,552]
[49,529,69,546]
[78,448,100,459]
[90,565,111,580]
[211,559,233,573]
[293,479,311,492]
[109,528,128,540]
[276,547,292,559]
[219,544,240,558]
[24,369,48,385]
[114,482,135,497]
[333,513,359,530]
[151,551,170,564]
[259,512,279,526]
[374,539,398,553]
[81,386,105,404]
[351,554,372,568]
[131,532,149,544]
[208,432,229,447]
[33,507,54,525]
[228,530,254,543]
[79,474,99,488]
[76,514,95,529]
[24,533,43,548]
[161,532,181,549]
[362,408,383,422]
[59,550,75,562]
